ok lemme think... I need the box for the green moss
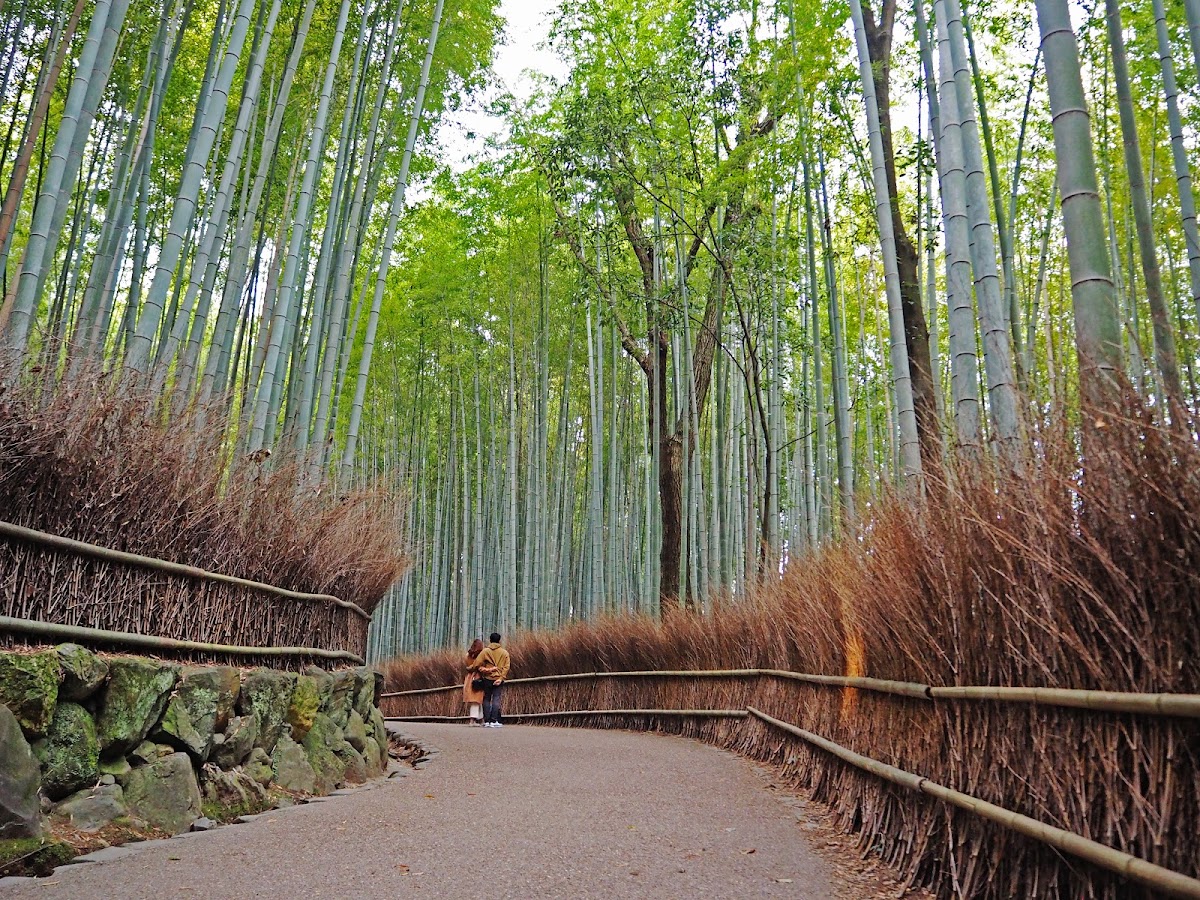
[237,670,296,754]
[154,667,240,761]
[0,837,41,867]
[200,799,249,824]
[286,676,320,741]
[39,702,100,800]
[200,791,268,823]
[0,837,75,877]
[95,660,177,754]
[0,650,62,736]
[301,713,346,794]
[55,644,108,701]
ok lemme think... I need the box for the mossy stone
[55,644,108,701]
[271,734,316,794]
[351,667,376,721]
[51,784,127,832]
[95,659,177,755]
[367,710,386,763]
[98,755,132,784]
[210,714,256,769]
[286,675,320,742]
[38,702,99,801]
[0,650,61,737]
[323,670,357,728]
[153,666,240,762]
[122,752,201,835]
[199,766,266,824]
[362,737,382,776]
[301,713,346,795]
[153,701,205,762]
[0,705,41,839]
[236,670,296,755]
[333,740,367,785]
[245,747,273,787]
[129,740,158,766]
[344,709,368,752]
[302,666,334,706]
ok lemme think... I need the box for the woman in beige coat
[463,638,486,725]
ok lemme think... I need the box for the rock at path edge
[51,784,127,832]
[271,734,316,794]
[0,705,42,839]
[122,752,201,835]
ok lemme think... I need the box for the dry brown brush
[385,412,1199,898]
[0,372,408,665]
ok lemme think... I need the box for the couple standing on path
[463,633,510,726]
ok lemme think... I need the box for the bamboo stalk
[747,707,1200,900]
[0,615,364,663]
[382,668,1200,717]
[0,519,369,619]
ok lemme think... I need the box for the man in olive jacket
[469,632,510,727]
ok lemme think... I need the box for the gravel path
[3,723,842,899]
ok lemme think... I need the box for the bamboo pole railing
[747,707,1200,900]
[381,667,1200,718]
[0,616,365,664]
[386,709,749,722]
[0,519,370,619]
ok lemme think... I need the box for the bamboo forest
[1,0,1198,659]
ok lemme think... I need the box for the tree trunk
[851,0,923,482]
[862,1,939,468]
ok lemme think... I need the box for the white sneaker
[493,722,504,728]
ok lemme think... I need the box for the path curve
[4,724,842,899]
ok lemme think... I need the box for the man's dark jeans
[483,682,503,724]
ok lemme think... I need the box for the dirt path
[2,723,850,899]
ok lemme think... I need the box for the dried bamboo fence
[382,669,1200,899]
[0,519,369,668]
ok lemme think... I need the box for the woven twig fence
[0,520,369,668]
[382,669,1200,899]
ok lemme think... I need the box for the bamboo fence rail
[386,708,749,722]
[0,519,370,667]
[381,667,1200,717]
[746,707,1200,900]
[0,616,365,664]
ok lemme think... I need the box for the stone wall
[0,645,391,849]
